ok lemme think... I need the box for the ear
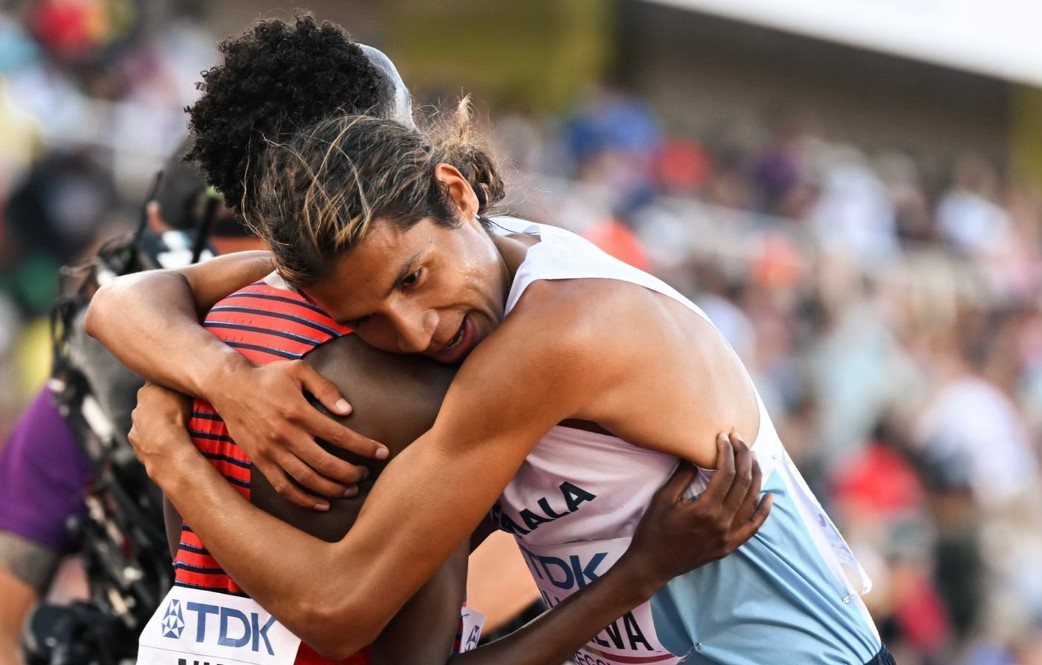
[433,163,480,220]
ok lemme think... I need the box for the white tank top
[490,220,880,665]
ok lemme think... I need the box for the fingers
[296,362,352,416]
[138,382,192,420]
[730,493,774,546]
[721,433,755,513]
[657,461,698,504]
[287,432,370,485]
[293,363,389,461]
[298,408,389,461]
[700,432,736,503]
[734,448,764,525]
[283,447,361,495]
[262,464,332,512]
[129,386,199,480]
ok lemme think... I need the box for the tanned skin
[153,330,768,664]
[91,178,771,662]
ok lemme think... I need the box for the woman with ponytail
[94,87,893,661]
[87,13,766,665]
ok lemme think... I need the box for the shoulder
[209,281,293,310]
[505,277,663,355]
[463,278,652,395]
[306,336,456,430]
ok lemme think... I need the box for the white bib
[137,586,301,665]
[457,608,486,654]
[519,537,678,665]
[139,586,486,664]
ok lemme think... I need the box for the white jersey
[490,221,881,665]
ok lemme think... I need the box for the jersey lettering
[491,482,597,535]
[591,612,654,651]
[519,546,607,591]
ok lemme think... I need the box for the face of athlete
[303,166,510,364]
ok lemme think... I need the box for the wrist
[609,553,663,606]
[159,443,208,498]
[201,348,254,404]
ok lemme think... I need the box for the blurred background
[3,1,1042,663]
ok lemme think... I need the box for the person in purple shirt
[0,390,94,662]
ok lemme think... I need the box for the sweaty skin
[146,293,769,664]
[94,171,768,662]
[125,247,763,661]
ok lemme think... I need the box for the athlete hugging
[87,13,895,665]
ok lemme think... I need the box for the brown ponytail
[428,97,505,216]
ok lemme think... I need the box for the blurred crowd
[2,3,1042,665]
[498,90,1042,665]
[0,0,215,426]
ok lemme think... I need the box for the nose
[389,305,438,354]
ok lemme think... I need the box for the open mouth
[432,316,472,363]
[444,321,466,350]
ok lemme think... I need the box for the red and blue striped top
[173,281,359,665]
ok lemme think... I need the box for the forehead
[349,219,432,276]
[304,219,433,312]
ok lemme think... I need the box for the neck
[490,229,538,299]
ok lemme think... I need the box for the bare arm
[131,284,764,658]
[140,306,583,656]
[86,255,389,505]
[135,397,766,665]
[368,544,469,665]
[84,251,273,398]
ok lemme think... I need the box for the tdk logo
[164,601,277,655]
[162,600,186,638]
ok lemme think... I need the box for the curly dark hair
[185,14,392,208]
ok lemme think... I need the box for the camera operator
[0,141,258,665]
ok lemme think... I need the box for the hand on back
[620,432,773,588]
[203,360,390,509]
[130,361,391,510]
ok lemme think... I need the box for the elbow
[297,595,382,661]
[83,281,117,342]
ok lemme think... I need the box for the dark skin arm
[84,252,383,507]
[162,498,181,560]
[159,334,469,663]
